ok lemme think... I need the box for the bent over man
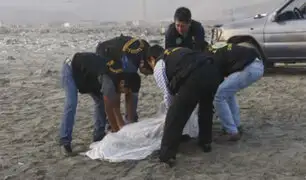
[96,35,151,124]
[59,52,108,155]
[145,45,223,166]
[206,42,264,141]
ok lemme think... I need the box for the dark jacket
[71,52,108,94]
[96,35,150,73]
[95,35,150,92]
[165,20,208,51]
[208,43,261,76]
[159,47,212,94]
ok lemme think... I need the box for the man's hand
[140,59,145,68]
[118,80,126,93]
[139,60,153,75]
[118,80,132,94]
[122,88,131,94]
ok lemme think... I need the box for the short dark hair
[147,45,164,59]
[174,7,192,23]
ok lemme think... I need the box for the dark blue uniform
[165,20,207,51]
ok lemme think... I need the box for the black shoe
[60,144,73,156]
[105,124,112,132]
[160,157,176,168]
[93,132,106,142]
[180,134,191,142]
[159,148,176,168]
[238,126,243,135]
[199,143,212,153]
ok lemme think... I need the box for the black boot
[93,129,106,142]
[60,144,73,156]
[180,134,191,142]
[198,142,212,153]
[160,157,176,168]
[159,148,177,168]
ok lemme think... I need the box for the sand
[1,21,306,180]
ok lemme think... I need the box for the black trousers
[159,64,222,162]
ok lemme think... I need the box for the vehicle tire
[237,42,274,68]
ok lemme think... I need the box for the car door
[263,0,306,62]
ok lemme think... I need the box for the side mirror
[272,11,293,22]
[272,13,279,22]
[274,15,281,22]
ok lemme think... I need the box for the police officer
[145,45,223,166]
[206,43,264,141]
[165,7,208,51]
[59,52,108,155]
[96,35,151,124]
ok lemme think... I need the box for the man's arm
[153,60,173,110]
[101,75,125,132]
[165,24,177,49]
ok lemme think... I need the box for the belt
[65,58,72,66]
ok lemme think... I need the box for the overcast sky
[0,0,286,24]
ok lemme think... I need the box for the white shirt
[153,59,173,110]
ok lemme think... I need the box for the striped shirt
[153,59,173,110]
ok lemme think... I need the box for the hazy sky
[0,0,286,24]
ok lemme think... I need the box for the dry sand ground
[1,23,306,180]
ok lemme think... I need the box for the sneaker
[216,132,241,143]
[222,126,243,135]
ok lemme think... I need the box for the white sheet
[83,102,199,162]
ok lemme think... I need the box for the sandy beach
[1,21,306,180]
[1,0,306,178]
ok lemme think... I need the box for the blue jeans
[213,58,264,134]
[59,62,107,145]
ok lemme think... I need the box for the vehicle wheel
[237,42,274,68]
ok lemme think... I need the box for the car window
[278,0,306,21]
